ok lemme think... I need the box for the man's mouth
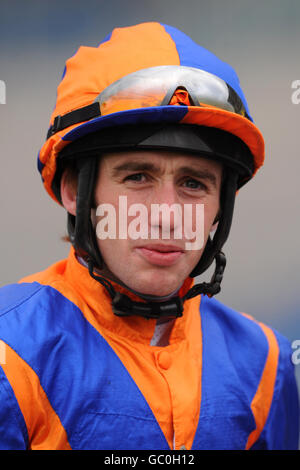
[134,244,184,266]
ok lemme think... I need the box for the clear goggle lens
[94,65,249,119]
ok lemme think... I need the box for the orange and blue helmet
[37,22,265,317]
[38,21,264,202]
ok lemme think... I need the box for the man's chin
[124,270,184,298]
[97,262,183,298]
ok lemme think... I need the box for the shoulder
[199,295,299,449]
[0,257,79,328]
[0,273,93,393]
[0,258,68,315]
[0,272,85,361]
[0,282,45,315]
[200,294,289,356]
[199,294,293,406]
[0,279,76,324]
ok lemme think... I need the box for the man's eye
[183,178,206,190]
[124,173,146,183]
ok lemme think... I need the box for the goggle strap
[47,102,101,139]
[227,84,250,120]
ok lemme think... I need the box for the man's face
[93,149,222,297]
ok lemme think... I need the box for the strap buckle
[112,292,184,319]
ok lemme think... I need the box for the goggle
[47,65,250,138]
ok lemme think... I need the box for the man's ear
[60,168,77,216]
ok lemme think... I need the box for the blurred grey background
[1,0,300,390]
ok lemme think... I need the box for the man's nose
[149,182,182,234]
[152,181,179,206]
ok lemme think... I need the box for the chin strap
[87,251,226,320]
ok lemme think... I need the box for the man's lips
[134,244,185,266]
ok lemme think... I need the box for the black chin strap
[87,251,226,320]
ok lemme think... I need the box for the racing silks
[0,247,298,450]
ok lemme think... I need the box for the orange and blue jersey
[0,248,298,450]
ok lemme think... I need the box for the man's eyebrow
[111,161,159,176]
